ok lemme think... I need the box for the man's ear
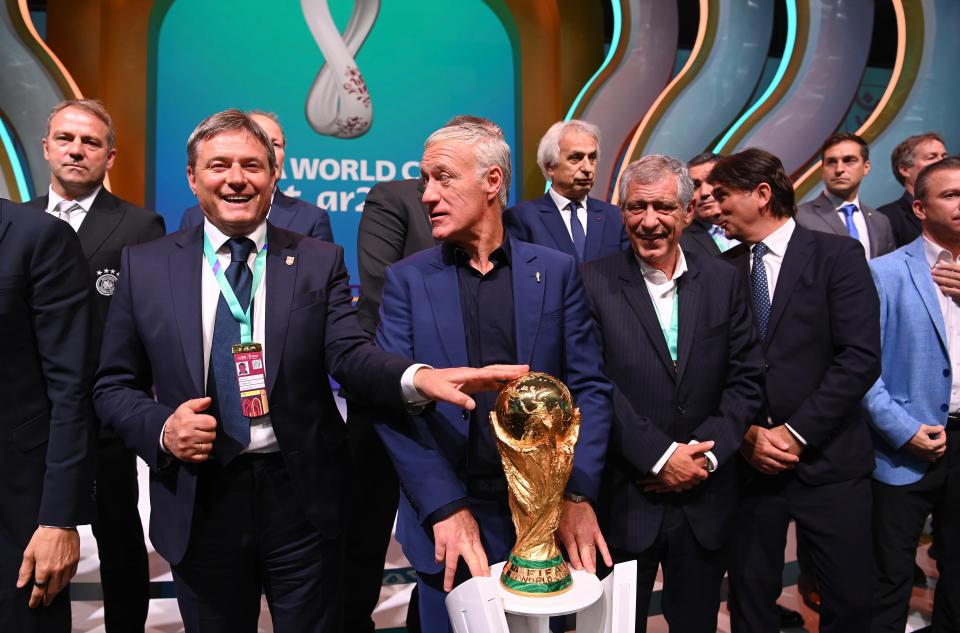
[485,166,504,203]
[187,165,198,196]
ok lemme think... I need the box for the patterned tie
[569,200,586,261]
[208,237,255,462]
[751,242,772,338]
[840,203,860,240]
[709,224,728,252]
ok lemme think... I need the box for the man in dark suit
[0,198,97,632]
[180,111,334,242]
[877,132,949,248]
[503,119,627,262]
[24,99,165,631]
[375,122,613,633]
[797,132,895,259]
[708,149,882,633]
[92,110,525,633]
[581,155,763,632]
[679,152,740,258]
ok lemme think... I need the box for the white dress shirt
[923,236,960,412]
[824,191,871,259]
[548,187,588,241]
[44,184,101,232]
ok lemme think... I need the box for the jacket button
[461,410,469,420]
[942,404,949,413]
[677,406,686,415]
[945,369,951,377]
[763,363,770,371]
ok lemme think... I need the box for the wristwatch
[564,491,589,504]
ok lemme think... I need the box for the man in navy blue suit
[93,110,525,633]
[503,119,627,262]
[179,110,334,241]
[375,122,613,633]
[0,198,98,632]
[709,149,882,633]
[581,155,763,632]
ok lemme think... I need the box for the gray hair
[536,120,601,181]
[618,155,694,210]
[187,109,277,173]
[247,109,285,147]
[424,123,512,207]
[47,99,115,149]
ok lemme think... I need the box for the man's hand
[906,424,947,462]
[162,397,217,462]
[932,262,960,302]
[413,364,529,410]
[556,500,612,574]
[16,527,79,607]
[640,441,714,493]
[767,425,804,457]
[433,508,489,592]
[740,425,800,474]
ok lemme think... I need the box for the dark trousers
[729,473,873,633]
[171,453,343,633]
[602,505,727,633]
[0,538,70,633]
[343,402,400,633]
[91,436,149,632]
[872,424,960,633]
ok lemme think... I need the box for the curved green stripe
[508,553,566,570]
[501,573,572,594]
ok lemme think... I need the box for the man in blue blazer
[93,110,524,633]
[179,111,334,242]
[503,119,627,263]
[863,157,960,632]
[0,199,97,632]
[582,156,763,632]
[709,149,881,633]
[375,122,613,633]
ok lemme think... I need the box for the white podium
[445,560,637,633]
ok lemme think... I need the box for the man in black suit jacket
[708,149,882,633]
[581,155,763,632]
[180,111,334,242]
[0,199,98,632]
[679,152,740,258]
[796,133,895,258]
[503,119,628,262]
[25,99,164,632]
[877,132,948,247]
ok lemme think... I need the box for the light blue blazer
[863,236,953,486]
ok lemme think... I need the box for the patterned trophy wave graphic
[302,0,379,138]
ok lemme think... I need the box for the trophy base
[500,553,573,597]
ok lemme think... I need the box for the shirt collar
[752,217,796,258]
[823,190,861,212]
[203,217,268,255]
[548,187,586,212]
[923,235,959,269]
[635,246,687,285]
[444,237,512,269]
[46,184,102,214]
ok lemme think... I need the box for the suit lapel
[268,192,296,231]
[77,190,123,259]
[618,252,675,376]
[512,240,546,364]
[537,196,578,259]
[905,240,948,349]
[170,227,205,394]
[582,196,607,261]
[425,249,469,367]
[814,194,848,236]
[675,259,700,383]
[0,204,11,242]
[767,227,814,343]
[862,206,885,258]
[265,224,296,394]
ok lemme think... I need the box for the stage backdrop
[149,0,518,287]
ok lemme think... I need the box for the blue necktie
[208,237,254,462]
[569,200,586,261]
[840,203,860,240]
[709,224,728,252]
[751,242,771,338]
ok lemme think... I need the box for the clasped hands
[638,441,715,493]
[740,424,802,475]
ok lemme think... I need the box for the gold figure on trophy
[489,372,580,596]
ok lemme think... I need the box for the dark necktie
[840,203,860,240]
[751,242,771,338]
[569,200,586,261]
[208,237,255,462]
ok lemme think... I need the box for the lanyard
[202,233,267,344]
[651,287,679,365]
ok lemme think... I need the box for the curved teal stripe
[0,115,30,200]
[564,0,622,121]
[713,0,797,152]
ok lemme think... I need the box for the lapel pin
[286,256,295,266]
[535,272,541,283]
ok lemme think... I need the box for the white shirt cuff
[689,439,718,472]
[401,363,433,407]
[651,442,679,475]
[785,423,808,446]
[159,418,171,454]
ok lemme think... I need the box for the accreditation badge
[232,343,270,417]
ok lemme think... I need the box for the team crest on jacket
[96,269,119,296]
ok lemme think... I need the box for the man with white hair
[375,122,614,632]
[503,119,627,262]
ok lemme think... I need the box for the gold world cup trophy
[489,372,580,596]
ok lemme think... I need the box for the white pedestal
[492,561,603,632]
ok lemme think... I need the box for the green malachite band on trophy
[508,553,565,570]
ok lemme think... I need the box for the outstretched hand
[413,364,529,409]
[433,508,490,591]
